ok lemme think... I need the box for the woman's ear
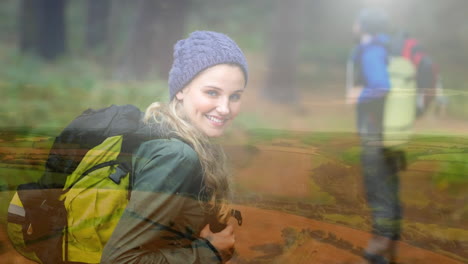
[175,89,185,101]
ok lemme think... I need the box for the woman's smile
[206,114,228,126]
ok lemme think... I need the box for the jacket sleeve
[101,139,222,264]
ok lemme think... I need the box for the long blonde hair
[143,99,232,223]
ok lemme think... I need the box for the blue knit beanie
[168,31,248,100]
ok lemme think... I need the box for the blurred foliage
[187,0,274,52]
[419,153,468,186]
[340,146,361,165]
[0,45,167,130]
[307,177,336,205]
[0,0,468,129]
[0,0,17,43]
[323,213,367,229]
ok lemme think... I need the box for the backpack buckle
[108,165,128,184]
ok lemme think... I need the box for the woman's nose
[216,98,230,115]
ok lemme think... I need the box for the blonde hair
[143,100,232,223]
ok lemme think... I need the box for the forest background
[1,0,468,131]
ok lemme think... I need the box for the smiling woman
[100,31,249,264]
[175,64,245,137]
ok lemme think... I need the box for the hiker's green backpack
[383,32,439,146]
[7,105,145,264]
[383,48,417,147]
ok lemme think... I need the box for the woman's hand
[200,224,235,262]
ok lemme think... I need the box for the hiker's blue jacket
[355,34,391,103]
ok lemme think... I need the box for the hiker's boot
[362,236,397,264]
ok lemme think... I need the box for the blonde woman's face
[176,64,246,137]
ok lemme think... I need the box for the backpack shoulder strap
[402,38,418,59]
[399,34,429,67]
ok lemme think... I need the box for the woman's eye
[230,93,242,102]
[206,90,218,97]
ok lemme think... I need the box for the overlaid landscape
[1,1,468,263]
[1,123,467,263]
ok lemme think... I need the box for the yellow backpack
[383,55,417,147]
[7,105,143,264]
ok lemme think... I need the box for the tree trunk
[18,0,67,61]
[86,0,110,50]
[114,0,189,81]
[39,0,67,60]
[153,0,190,79]
[263,0,304,105]
[19,0,41,54]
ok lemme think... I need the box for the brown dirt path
[224,138,467,263]
[229,205,465,264]
[230,143,318,198]
[1,205,464,264]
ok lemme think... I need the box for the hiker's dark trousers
[357,97,401,240]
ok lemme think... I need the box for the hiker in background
[347,8,401,264]
[101,31,248,263]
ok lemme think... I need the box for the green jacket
[101,138,222,263]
